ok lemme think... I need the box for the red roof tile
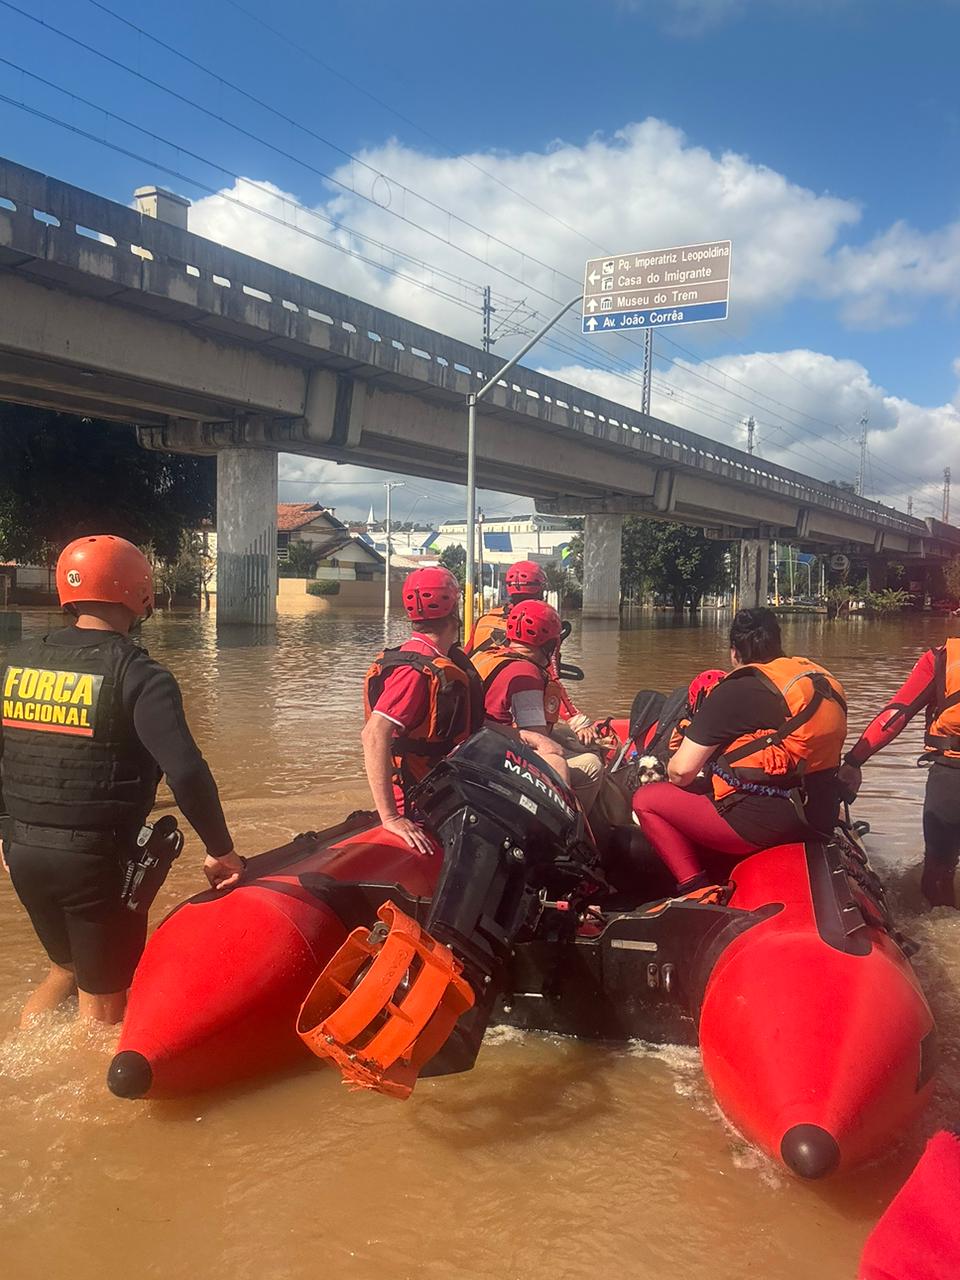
[277,502,337,532]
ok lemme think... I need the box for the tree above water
[439,543,466,584]
[621,517,732,609]
[0,406,215,563]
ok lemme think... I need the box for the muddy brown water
[2,606,959,1280]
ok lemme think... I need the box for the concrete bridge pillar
[581,515,623,618]
[867,556,890,591]
[738,538,770,610]
[216,449,278,627]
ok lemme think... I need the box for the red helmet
[688,669,726,712]
[56,535,154,617]
[402,567,460,621]
[505,560,547,598]
[506,599,562,649]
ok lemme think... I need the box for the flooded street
[2,606,960,1280]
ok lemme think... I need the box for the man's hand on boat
[564,713,601,749]
[203,849,246,890]
[382,815,435,856]
[836,761,863,803]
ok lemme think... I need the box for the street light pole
[464,291,583,635]
[382,480,404,623]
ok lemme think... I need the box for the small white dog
[634,755,666,786]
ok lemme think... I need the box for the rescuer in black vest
[0,535,242,1026]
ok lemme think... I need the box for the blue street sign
[581,299,729,334]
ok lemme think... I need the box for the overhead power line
[215,0,897,444]
[9,0,876,446]
[217,0,610,255]
[3,0,572,296]
[0,78,927,509]
[0,8,938,508]
[0,63,528,321]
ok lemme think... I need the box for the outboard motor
[297,729,598,1097]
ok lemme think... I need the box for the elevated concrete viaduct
[1,157,958,623]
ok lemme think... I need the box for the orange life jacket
[363,647,485,793]
[924,638,960,764]
[668,715,692,756]
[469,606,581,718]
[710,656,847,802]
[465,606,509,656]
[469,645,562,729]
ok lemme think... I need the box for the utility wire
[0,29,933,506]
[216,0,890,437]
[536,312,921,498]
[9,0,864,442]
[3,1,568,294]
[2,4,927,495]
[0,66,524,321]
[217,0,609,254]
[17,0,933,497]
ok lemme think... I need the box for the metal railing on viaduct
[1,156,957,620]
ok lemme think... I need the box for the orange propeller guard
[297,902,475,1099]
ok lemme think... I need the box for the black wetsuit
[1,627,231,993]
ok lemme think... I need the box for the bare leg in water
[19,962,77,1027]
[77,989,127,1024]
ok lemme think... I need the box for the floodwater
[2,605,959,1280]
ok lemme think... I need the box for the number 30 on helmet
[506,599,562,648]
[402,567,460,621]
[56,535,154,618]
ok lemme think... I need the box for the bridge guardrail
[0,157,927,538]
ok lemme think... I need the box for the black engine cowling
[409,728,598,1073]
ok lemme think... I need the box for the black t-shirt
[685,670,839,842]
[1,627,232,856]
[686,675,783,748]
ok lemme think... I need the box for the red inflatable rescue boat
[109,728,934,1179]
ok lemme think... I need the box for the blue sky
[2,0,958,521]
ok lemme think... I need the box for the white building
[431,513,578,567]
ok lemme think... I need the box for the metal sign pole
[642,328,653,415]
[463,292,583,637]
[383,480,403,624]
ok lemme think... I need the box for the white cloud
[541,349,960,520]
[277,455,528,527]
[188,119,960,341]
[183,121,960,521]
[614,0,850,34]
[188,120,861,346]
[829,219,960,328]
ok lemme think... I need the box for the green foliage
[620,518,732,609]
[0,406,214,563]
[544,561,582,608]
[543,563,566,593]
[825,584,854,619]
[306,579,340,596]
[280,540,321,578]
[944,556,960,602]
[862,587,911,617]
[565,533,583,583]
[152,531,202,607]
[439,544,466,584]
[826,581,909,619]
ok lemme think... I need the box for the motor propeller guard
[297,901,475,1099]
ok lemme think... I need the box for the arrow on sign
[586,298,598,312]
[585,317,599,331]
[587,269,600,285]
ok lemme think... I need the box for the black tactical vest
[1,632,161,835]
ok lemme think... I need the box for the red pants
[631,782,757,889]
